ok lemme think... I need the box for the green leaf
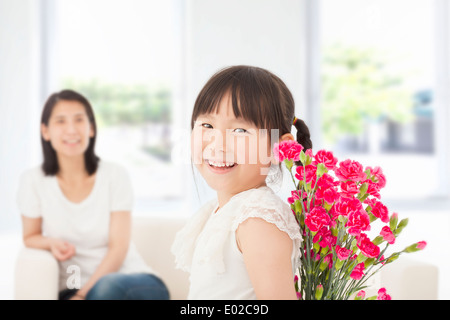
[316,163,327,178]
[299,151,307,165]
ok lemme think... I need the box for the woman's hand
[21,216,76,261]
[68,292,85,300]
[49,238,76,261]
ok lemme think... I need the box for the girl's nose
[206,130,224,152]
[205,129,229,155]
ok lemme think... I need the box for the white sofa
[14,216,438,300]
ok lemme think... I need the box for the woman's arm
[74,210,131,299]
[21,215,75,261]
[236,217,297,300]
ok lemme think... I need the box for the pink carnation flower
[363,179,381,199]
[377,288,391,300]
[340,181,359,199]
[371,200,389,223]
[313,227,336,249]
[273,140,303,162]
[335,159,367,183]
[356,290,366,299]
[331,197,363,220]
[350,262,365,280]
[313,149,338,170]
[346,209,371,236]
[367,166,387,189]
[305,206,331,232]
[335,245,352,260]
[417,241,427,250]
[295,165,317,185]
[317,173,339,189]
[315,187,339,204]
[380,226,396,244]
[287,190,306,204]
[357,233,380,258]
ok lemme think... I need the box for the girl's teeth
[208,160,235,167]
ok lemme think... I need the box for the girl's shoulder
[231,187,301,240]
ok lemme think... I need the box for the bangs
[191,66,285,132]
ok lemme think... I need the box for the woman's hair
[191,65,312,153]
[40,89,100,176]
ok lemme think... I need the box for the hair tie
[293,117,298,125]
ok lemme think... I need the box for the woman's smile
[63,138,81,146]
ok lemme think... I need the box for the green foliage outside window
[62,78,172,161]
[321,44,414,144]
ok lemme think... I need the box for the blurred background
[1,0,449,299]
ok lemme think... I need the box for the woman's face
[191,92,273,196]
[41,100,94,158]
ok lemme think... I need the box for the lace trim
[231,208,302,241]
[171,200,217,272]
[172,187,302,275]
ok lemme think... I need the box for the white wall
[184,0,306,122]
[0,0,42,232]
[184,0,307,206]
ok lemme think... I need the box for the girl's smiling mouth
[205,159,237,174]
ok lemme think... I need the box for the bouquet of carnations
[273,140,427,300]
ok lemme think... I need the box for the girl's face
[191,92,273,197]
[41,100,94,159]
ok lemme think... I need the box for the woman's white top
[172,186,302,300]
[17,160,153,291]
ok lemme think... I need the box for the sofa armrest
[14,247,59,300]
[379,257,439,300]
[132,216,190,300]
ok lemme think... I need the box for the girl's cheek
[190,129,204,165]
[234,136,250,165]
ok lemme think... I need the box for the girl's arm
[21,216,75,261]
[73,210,131,299]
[236,217,297,300]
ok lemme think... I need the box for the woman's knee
[86,273,126,300]
[86,273,170,300]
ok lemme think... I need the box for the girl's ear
[279,133,295,142]
[41,123,50,141]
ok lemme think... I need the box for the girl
[17,89,169,300]
[172,65,312,299]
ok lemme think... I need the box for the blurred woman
[17,89,169,300]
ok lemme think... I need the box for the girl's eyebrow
[196,114,252,125]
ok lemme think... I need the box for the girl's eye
[233,128,248,133]
[76,117,84,123]
[202,123,213,129]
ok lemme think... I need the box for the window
[318,0,440,200]
[47,0,185,215]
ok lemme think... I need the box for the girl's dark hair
[191,65,312,152]
[40,89,100,176]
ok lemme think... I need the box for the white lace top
[171,186,302,300]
